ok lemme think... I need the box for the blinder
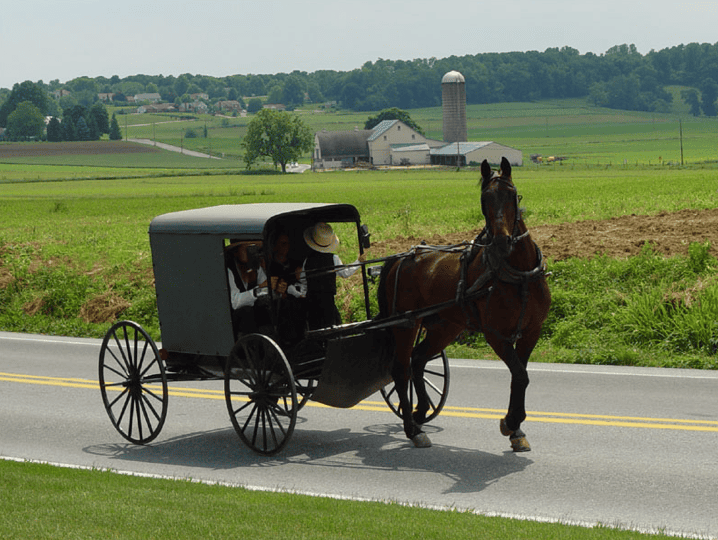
[480,174,526,248]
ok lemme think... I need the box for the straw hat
[304,222,339,253]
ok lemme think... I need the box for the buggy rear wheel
[99,320,168,444]
[381,349,450,424]
[225,334,298,456]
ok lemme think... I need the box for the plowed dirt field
[374,208,718,261]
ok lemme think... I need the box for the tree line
[0,81,120,141]
[3,42,718,137]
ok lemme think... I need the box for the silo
[442,70,467,143]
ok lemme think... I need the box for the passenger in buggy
[267,231,305,344]
[225,241,270,336]
[299,222,366,331]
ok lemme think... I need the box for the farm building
[314,128,374,168]
[313,69,522,169]
[313,120,522,169]
[431,142,523,167]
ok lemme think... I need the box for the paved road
[128,139,311,172]
[1,331,716,538]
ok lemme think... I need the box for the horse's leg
[391,326,431,447]
[485,334,531,452]
[411,322,461,425]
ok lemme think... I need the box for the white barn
[430,142,523,167]
[313,121,522,169]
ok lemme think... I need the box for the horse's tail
[376,256,401,320]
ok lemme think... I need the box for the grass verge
[0,460,673,540]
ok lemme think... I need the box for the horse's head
[480,157,521,258]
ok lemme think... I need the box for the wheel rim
[225,334,297,456]
[381,349,450,424]
[99,321,168,444]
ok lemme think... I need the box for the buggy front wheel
[225,334,298,456]
[99,320,168,444]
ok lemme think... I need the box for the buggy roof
[148,203,361,237]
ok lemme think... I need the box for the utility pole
[679,118,684,166]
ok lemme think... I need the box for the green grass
[0,460,673,540]
[1,164,717,367]
[1,98,718,366]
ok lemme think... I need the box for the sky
[2,0,718,90]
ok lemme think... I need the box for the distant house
[179,101,209,113]
[262,103,286,111]
[190,93,209,101]
[216,100,243,113]
[52,89,71,99]
[134,93,162,103]
[313,120,522,169]
[137,103,176,114]
[98,93,115,102]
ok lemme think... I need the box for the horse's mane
[376,255,401,320]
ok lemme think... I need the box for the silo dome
[442,70,465,84]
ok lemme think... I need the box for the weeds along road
[1,331,716,539]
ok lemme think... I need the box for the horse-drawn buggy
[99,158,550,456]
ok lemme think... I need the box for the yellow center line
[3,372,716,432]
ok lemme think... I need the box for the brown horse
[377,157,551,451]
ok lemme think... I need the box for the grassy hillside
[81,98,718,166]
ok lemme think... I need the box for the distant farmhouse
[313,70,522,170]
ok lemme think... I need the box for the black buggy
[99,203,449,455]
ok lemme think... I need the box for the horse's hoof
[500,417,513,437]
[412,433,432,448]
[510,434,531,452]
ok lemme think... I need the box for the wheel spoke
[225,334,297,455]
[100,321,168,445]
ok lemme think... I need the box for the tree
[267,85,283,104]
[0,81,49,127]
[247,97,263,114]
[243,109,313,173]
[47,116,63,141]
[681,88,702,116]
[699,78,718,116]
[109,113,122,140]
[89,102,110,135]
[281,75,305,108]
[76,116,92,141]
[364,107,425,135]
[6,101,45,140]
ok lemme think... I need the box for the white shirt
[228,266,267,309]
[294,254,360,298]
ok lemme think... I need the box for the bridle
[477,173,529,251]
[455,173,548,343]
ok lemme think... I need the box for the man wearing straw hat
[300,222,365,330]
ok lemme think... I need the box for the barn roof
[367,120,398,141]
[315,129,372,158]
[431,142,493,156]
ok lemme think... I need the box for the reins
[384,173,549,346]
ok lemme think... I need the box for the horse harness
[457,228,548,344]
[387,174,548,345]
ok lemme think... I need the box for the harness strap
[458,240,548,345]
